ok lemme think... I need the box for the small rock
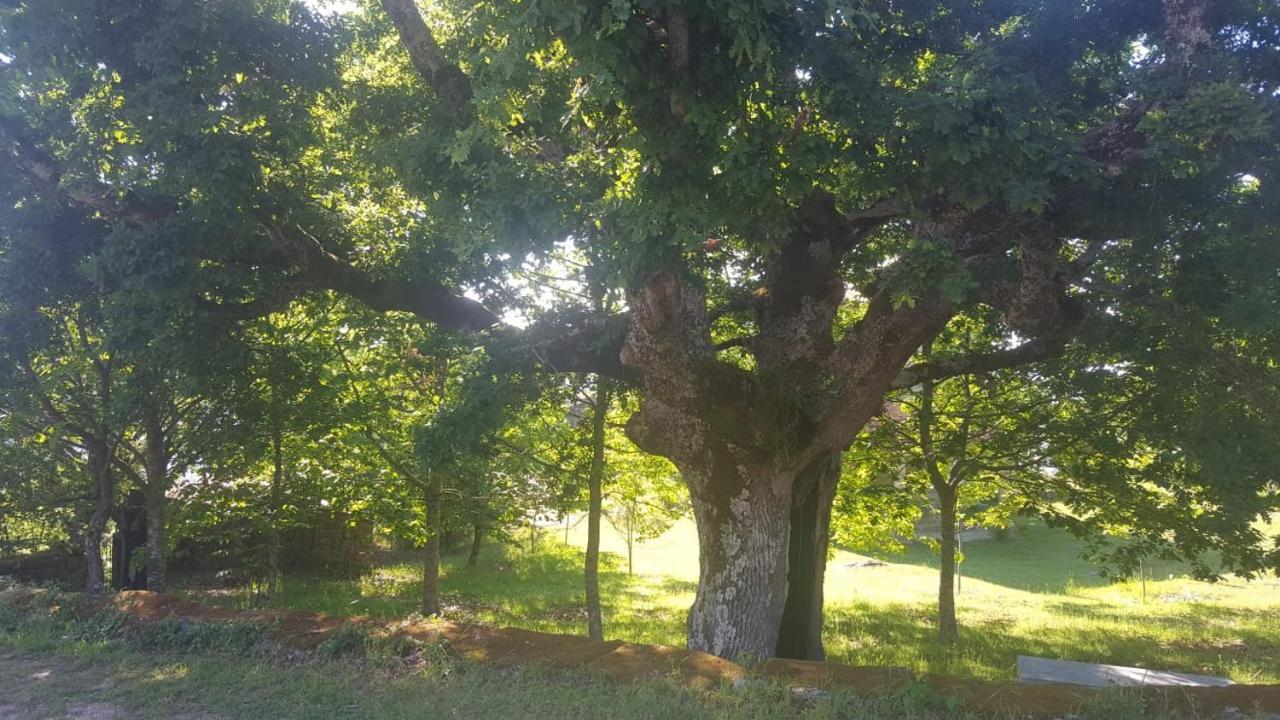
[790,686,832,704]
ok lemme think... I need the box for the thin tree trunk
[918,363,959,644]
[268,427,283,593]
[937,484,959,644]
[143,407,168,592]
[584,379,610,641]
[83,516,107,596]
[83,440,113,596]
[776,451,841,660]
[467,520,483,569]
[422,470,443,615]
[626,512,633,576]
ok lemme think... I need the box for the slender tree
[583,377,610,640]
[0,305,128,595]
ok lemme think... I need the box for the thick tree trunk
[467,520,483,568]
[585,381,610,641]
[776,451,841,660]
[622,269,949,662]
[83,440,113,596]
[937,484,959,644]
[685,469,793,662]
[422,470,443,615]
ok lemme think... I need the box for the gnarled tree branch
[378,0,473,118]
[892,338,1064,390]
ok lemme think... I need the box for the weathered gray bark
[585,380,610,641]
[422,470,443,615]
[685,466,793,661]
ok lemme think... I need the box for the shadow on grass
[173,540,689,643]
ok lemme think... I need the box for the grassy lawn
[0,648,851,720]
[0,614,1031,720]
[175,517,1280,684]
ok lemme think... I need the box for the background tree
[0,303,130,595]
[603,390,685,577]
[853,318,1054,643]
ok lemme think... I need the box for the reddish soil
[52,591,1280,718]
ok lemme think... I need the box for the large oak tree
[2,0,1277,661]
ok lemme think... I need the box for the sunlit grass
[176,517,1280,683]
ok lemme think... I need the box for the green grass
[7,644,1124,720]
[173,517,1280,684]
[0,598,1011,720]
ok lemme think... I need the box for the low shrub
[316,623,369,660]
[128,616,269,655]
